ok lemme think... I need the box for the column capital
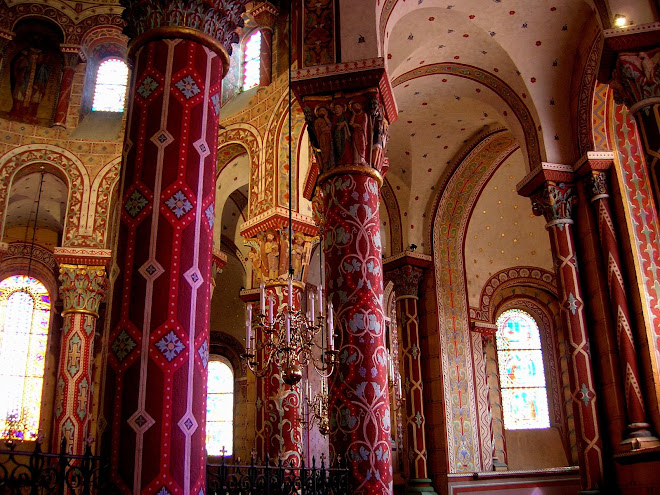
[383,251,432,299]
[610,46,660,112]
[58,264,107,317]
[120,0,249,65]
[60,44,82,67]
[239,210,318,286]
[517,163,576,227]
[292,59,398,183]
[599,22,660,107]
[574,151,615,202]
[385,265,424,299]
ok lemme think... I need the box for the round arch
[0,145,91,247]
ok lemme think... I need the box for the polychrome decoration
[0,276,50,440]
[207,358,234,456]
[496,309,550,430]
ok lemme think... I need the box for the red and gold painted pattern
[610,103,660,393]
[583,163,652,438]
[254,284,303,466]
[322,170,392,494]
[108,37,222,494]
[527,180,604,491]
[53,264,107,455]
[392,268,430,480]
[432,132,517,472]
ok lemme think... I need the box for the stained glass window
[496,309,550,430]
[0,276,51,440]
[92,59,129,112]
[243,31,262,90]
[207,356,233,456]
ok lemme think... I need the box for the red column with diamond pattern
[528,179,604,491]
[53,263,106,455]
[107,34,225,494]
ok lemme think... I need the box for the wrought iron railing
[0,438,117,495]
[206,455,350,495]
[0,440,351,495]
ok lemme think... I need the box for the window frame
[91,57,129,113]
[206,354,234,458]
[495,308,551,431]
[242,29,263,91]
[0,275,52,443]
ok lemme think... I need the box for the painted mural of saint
[10,45,51,121]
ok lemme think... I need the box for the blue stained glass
[496,309,550,430]
[0,276,51,440]
[206,358,233,455]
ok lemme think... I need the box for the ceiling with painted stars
[380,0,603,260]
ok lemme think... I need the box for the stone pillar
[240,220,316,466]
[518,165,604,493]
[52,249,110,455]
[53,46,80,129]
[107,2,246,492]
[577,153,659,447]
[385,260,437,495]
[294,64,397,494]
[259,282,303,466]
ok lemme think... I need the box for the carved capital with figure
[611,48,660,110]
[58,264,107,317]
[120,0,248,61]
[301,90,390,178]
[530,181,576,226]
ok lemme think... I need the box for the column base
[620,427,660,451]
[405,478,438,495]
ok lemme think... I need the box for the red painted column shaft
[387,265,432,484]
[53,264,106,455]
[53,49,79,129]
[255,283,303,466]
[586,169,655,440]
[531,181,604,491]
[321,168,392,494]
[107,25,232,492]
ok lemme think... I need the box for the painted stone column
[295,67,397,494]
[519,167,604,492]
[52,258,108,455]
[258,282,303,466]
[53,46,80,129]
[386,262,437,495]
[241,220,316,466]
[107,2,246,493]
[577,154,659,447]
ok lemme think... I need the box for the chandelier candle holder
[243,276,338,386]
[300,375,331,436]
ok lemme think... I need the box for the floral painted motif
[323,172,391,494]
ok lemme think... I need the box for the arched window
[243,30,262,90]
[0,276,51,440]
[207,356,234,456]
[496,309,550,430]
[92,58,129,112]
